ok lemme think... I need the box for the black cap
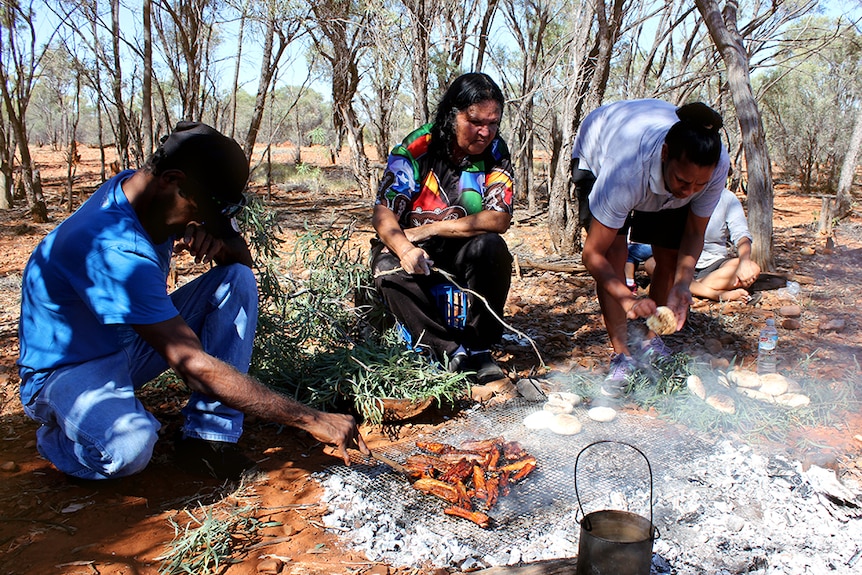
[156,122,249,236]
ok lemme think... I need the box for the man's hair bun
[676,102,723,133]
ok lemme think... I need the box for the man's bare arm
[133,317,369,464]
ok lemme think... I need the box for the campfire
[319,397,862,572]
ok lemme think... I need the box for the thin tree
[142,0,154,157]
[243,0,303,160]
[402,0,435,128]
[0,0,54,220]
[501,0,552,213]
[696,0,775,271]
[829,104,862,225]
[309,0,373,192]
[110,0,130,167]
[547,0,626,254]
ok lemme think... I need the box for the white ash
[317,439,862,573]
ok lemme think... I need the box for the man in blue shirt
[18,122,369,480]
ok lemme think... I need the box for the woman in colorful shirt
[371,73,514,384]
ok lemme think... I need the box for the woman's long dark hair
[430,72,505,158]
[665,102,724,167]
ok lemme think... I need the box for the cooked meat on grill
[408,437,536,528]
[443,506,491,528]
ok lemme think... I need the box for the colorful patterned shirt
[375,124,514,228]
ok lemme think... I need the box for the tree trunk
[474,0,499,72]
[0,120,12,209]
[547,0,621,255]
[245,16,278,160]
[110,0,130,168]
[142,0,154,158]
[696,0,775,272]
[831,101,862,221]
[229,4,248,140]
[65,73,81,212]
[310,0,371,192]
[405,0,431,128]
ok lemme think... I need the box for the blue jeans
[22,264,258,479]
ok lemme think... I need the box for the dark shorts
[573,162,690,250]
[694,257,733,280]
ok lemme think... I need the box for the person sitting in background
[644,188,760,302]
[17,122,369,481]
[371,72,514,385]
[688,187,761,301]
[625,241,653,295]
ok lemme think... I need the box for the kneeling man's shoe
[175,436,257,481]
[470,351,508,385]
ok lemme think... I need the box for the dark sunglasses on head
[211,193,248,218]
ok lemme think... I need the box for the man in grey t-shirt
[572,99,730,397]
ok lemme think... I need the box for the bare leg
[597,235,630,356]
[648,246,679,306]
[624,261,636,285]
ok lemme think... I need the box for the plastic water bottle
[757,318,778,374]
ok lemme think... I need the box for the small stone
[778,305,802,317]
[470,384,495,402]
[800,246,815,256]
[704,338,723,355]
[782,318,801,330]
[366,565,389,575]
[711,357,730,370]
[281,524,297,537]
[819,318,846,332]
[515,377,548,401]
[256,558,283,574]
[24,440,36,449]
[0,461,19,472]
[687,375,707,400]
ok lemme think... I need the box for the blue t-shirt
[18,170,179,404]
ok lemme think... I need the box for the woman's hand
[399,246,434,275]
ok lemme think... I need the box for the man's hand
[666,284,693,331]
[625,296,657,320]
[306,412,370,465]
[174,222,223,265]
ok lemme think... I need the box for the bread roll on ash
[523,410,555,430]
[549,413,582,435]
[588,406,617,422]
[646,306,676,335]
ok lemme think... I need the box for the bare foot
[719,288,751,302]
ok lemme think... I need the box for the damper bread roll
[523,410,555,430]
[549,413,582,435]
[646,306,676,335]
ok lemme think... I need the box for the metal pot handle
[574,440,655,535]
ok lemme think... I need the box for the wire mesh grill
[327,398,712,557]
